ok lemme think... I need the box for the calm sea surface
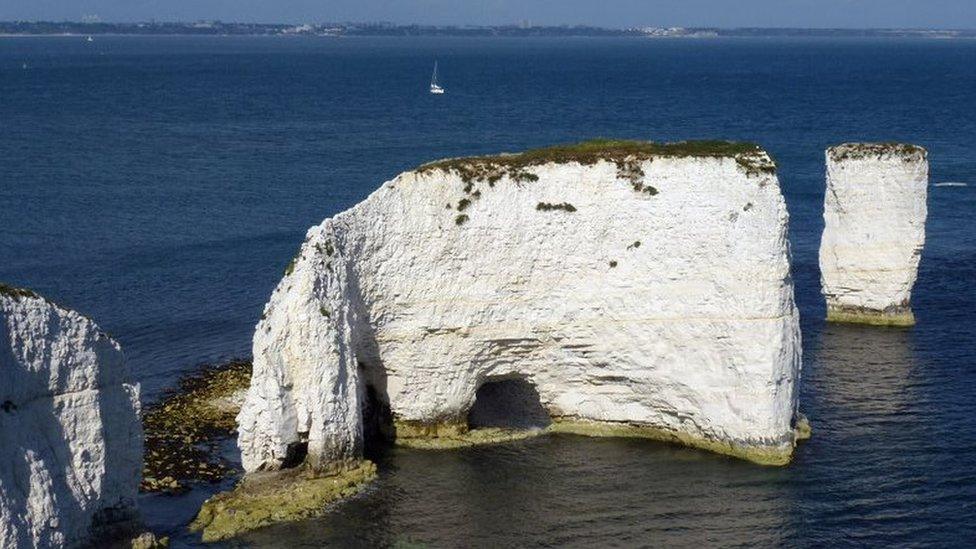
[1,36,975,547]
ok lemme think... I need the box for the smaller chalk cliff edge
[820,143,928,327]
[0,284,142,548]
[238,140,805,477]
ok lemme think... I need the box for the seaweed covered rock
[820,143,928,326]
[190,461,376,542]
[238,139,804,476]
[141,361,251,494]
[0,284,142,548]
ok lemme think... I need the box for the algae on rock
[190,461,377,543]
[142,360,252,493]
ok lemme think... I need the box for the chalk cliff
[238,140,804,472]
[0,285,142,548]
[820,143,928,326]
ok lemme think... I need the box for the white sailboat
[429,61,445,94]
[86,36,94,43]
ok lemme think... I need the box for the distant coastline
[0,21,974,39]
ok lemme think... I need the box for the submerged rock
[190,461,376,543]
[0,284,142,548]
[820,143,928,326]
[236,139,804,480]
[141,360,251,494]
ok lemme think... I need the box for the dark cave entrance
[362,384,394,457]
[467,377,551,430]
[281,434,308,469]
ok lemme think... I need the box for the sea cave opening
[281,433,308,469]
[362,384,394,457]
[467,377,551,431]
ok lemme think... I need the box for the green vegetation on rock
[0,282,40,302]
[283,256,298,276]
[794,414,812,442]
[393,419,543,449]
[536,202,577,212]
[548,417,795,466]
[828,142,927,162]
[418,139,777,183]
[190,461,377,542]
[392,417,803,467]
[826,305,916,327]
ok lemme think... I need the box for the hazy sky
[2,0,974,28]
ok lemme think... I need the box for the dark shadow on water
[240,432,795,548]
[787,321,938,545]
[812,323,917,421]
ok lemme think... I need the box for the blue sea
[1,36,975,547]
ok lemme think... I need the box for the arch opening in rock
[467,377,551,431]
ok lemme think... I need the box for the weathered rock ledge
[825,304,916,327]
[393,416,809,465]
[190,460,376,543]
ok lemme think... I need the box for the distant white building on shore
[633,26,719,38]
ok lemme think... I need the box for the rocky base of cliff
[548,418,799,466]
[826,304,916,327]
[189,461,377,542]
[142,360,251,493]
[391,416,808,466]
[393,419,545,449]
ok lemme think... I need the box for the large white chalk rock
[820,143,928,326]
[0,286,142,548]
[238,141,803,471]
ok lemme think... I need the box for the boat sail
[430,61,445,94]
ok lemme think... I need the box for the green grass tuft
[283,256,298,276]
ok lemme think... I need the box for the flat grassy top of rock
[0,282,40,301]
[141,360,252,493]
[417,139,776,182]
[828,142,927,162]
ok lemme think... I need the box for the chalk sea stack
[240,140,805,466]
[0,285,143,548]
[196,140,806,539]
[820,143,928,326]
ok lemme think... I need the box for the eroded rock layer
[820,143,928,326]
[0,285,142,548]
[238,140,804,473]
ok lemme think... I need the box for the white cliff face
[238,143,803,471]
[820,143,928,326]
[0,287,142,549]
